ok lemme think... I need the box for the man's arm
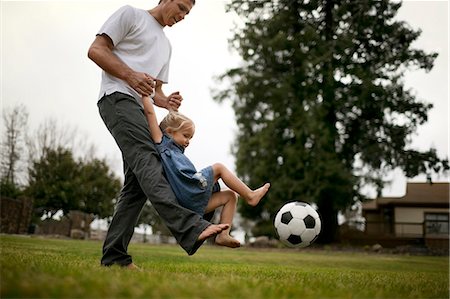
[153,80,183,111]
[87,34,155,96]
[142,96,163,144]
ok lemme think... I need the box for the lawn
[0,234,448,298]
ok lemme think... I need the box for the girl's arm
[142,95,163,144]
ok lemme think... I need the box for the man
[88,0,228,269]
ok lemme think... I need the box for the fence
[0,196,34,234]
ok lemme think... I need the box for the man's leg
[98,92,212,255]
[101,159,147,266]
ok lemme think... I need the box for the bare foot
[197,224,230,241]
[247,183,271,206]
[123,263,141,271]
[215,233,241,248]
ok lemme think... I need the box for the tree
[138,201,171,238]
[27,118,81,164]
[215,0,449,242]
[26,147,81,218]
[77,158,121,220]
[0,103,120,223]
[0,180,22,198]
[26,147,120,220]
[1,104,29,187]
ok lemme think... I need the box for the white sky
[1,0,449,198]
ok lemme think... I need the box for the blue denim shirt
[155,134,217,215]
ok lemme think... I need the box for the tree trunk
[316,199,338,244]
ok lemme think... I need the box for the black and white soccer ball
[274,201,321,248]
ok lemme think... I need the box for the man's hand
[88,34,156,96]
[128,72,155,97]
[152,81,183,111]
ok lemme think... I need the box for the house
[362,182,449,249]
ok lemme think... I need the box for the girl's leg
[205,190,240,248]
[212,163,270,206]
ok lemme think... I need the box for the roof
[362,182,449,211]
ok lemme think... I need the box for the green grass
[0,235,448,298]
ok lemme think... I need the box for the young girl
[142,95,270,248]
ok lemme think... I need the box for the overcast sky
[2,0,448,198]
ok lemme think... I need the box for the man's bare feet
[197,224,230,241]
[247,183,271,206]
[123,263,141,271]
[215,233,241,248]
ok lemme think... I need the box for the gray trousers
[98,92,210,266]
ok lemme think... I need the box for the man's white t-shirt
[97,5,171,101]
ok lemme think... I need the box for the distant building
[362,182,449,249]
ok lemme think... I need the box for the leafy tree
[0,104,120,224]
[0,179,22,198]
[26,147,81,218]
[138,201,171,237]
[26,147,120,220]
[77,159,121,220]
[215,0,448,242]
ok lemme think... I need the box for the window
[425,213,449,236]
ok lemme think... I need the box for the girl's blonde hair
[160,111,195,133]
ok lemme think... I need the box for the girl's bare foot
[197,224,229,241]
[247,183,271,206]
[215,233,241,248]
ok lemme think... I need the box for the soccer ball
[274,201,321,248]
